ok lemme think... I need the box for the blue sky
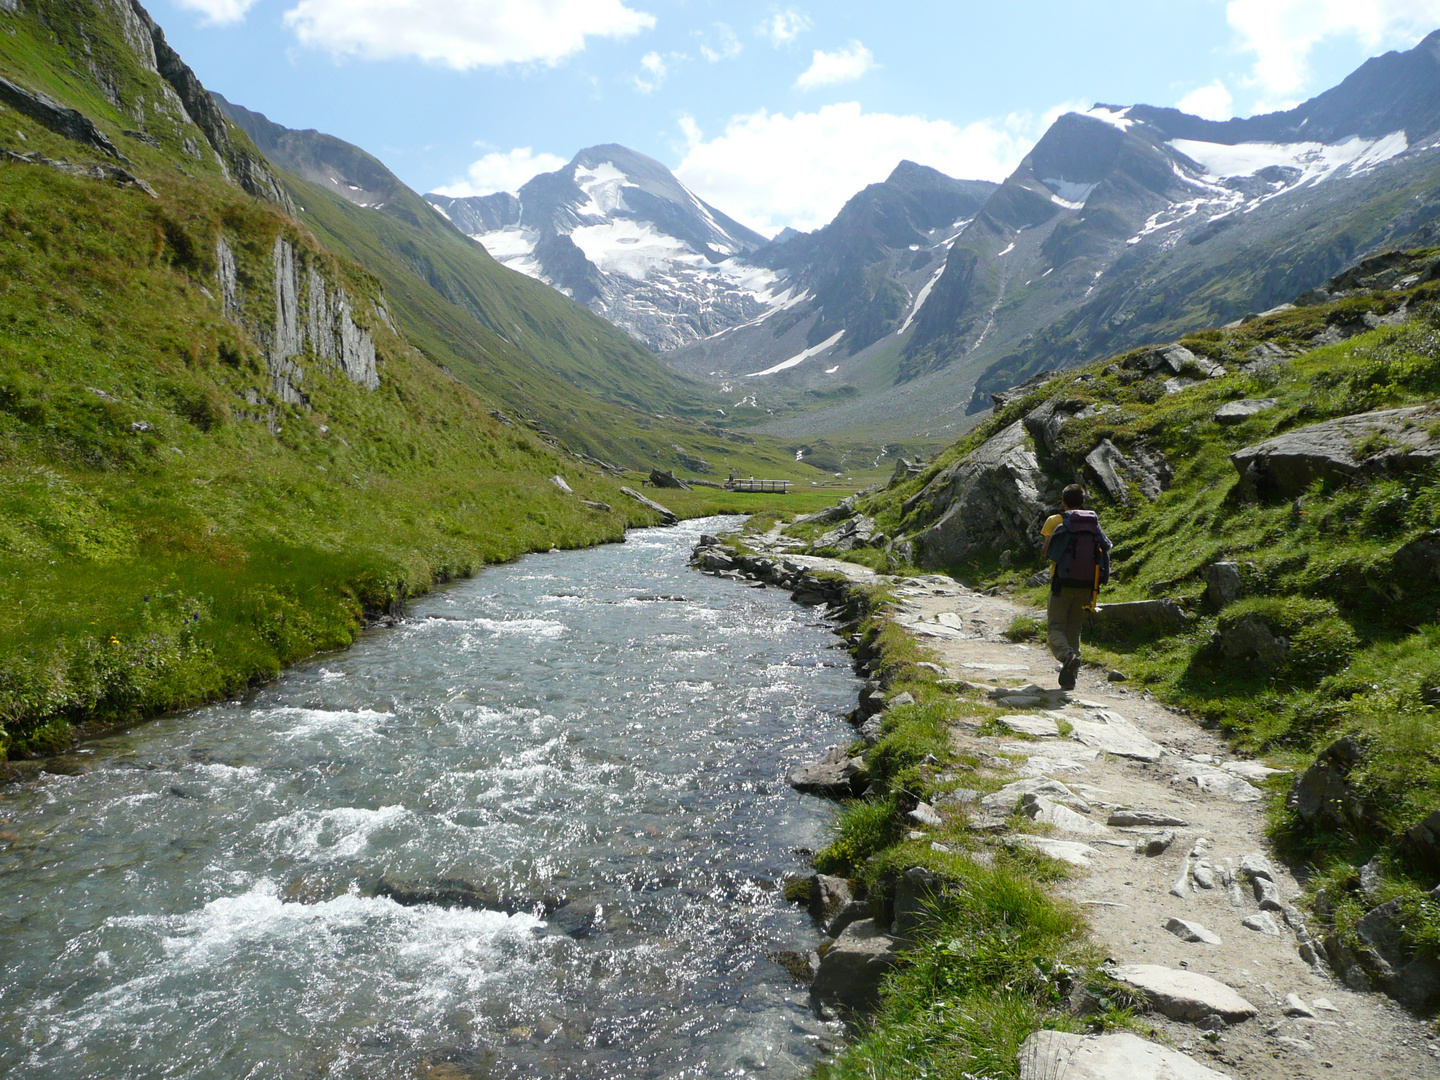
[160,0,1440,235]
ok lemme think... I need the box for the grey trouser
[1047,585,1091,665]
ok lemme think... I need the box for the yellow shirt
[1041,514,1063,577]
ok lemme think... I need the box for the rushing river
[0,517,860,1079]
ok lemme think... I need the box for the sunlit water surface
[0,517,858,1079]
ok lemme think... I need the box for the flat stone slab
[1173,764,1263,803]
[1109,808,1190,827]
[998,714,1061,738]
[981,777,1090,814]
[1110,964,1258,1023]
[1023,795,1110,836]
[1214,398,1278,425]
[1009,835,1099,867]
[1067,710,1164,762]
[1166,917,1222,945]
[990,683,1069,707]
[1019,1030,1233,1080]
[1219,760,1288,781]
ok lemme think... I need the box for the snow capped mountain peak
[426,143,779,350]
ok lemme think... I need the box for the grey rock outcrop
[247,236,381,403]
[1203,561,1243,608]
[215,236,241,318]
[1219,613,1290,670]
[892,867,950,938]
[793,496,855,527]
[1392,530,1440,590]
[1232,405,1440,498]
[1085,439,1172,505]
[1287,735,1365,832]
[1404,808,1440,871]
[0,74,125,159]
[813,514,878,552]
[1214,399,1278,425]
[1351,897,1440,1011]
[810,919,904,1011]
[1088,599,1190,640]
[904,420,1047,568]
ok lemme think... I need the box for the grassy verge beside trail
[813,258,1440,1007]
[784,586,1140,1078]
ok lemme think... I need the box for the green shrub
[814,797,904,877]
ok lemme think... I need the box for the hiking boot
[1059,656,1081,691]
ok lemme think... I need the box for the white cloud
[1176,79,1235,121]
[173,0,260,25]
[431,146,568,197]
[758,9,811,46]
[634,50,668,93]
[699,23,742,62]
[795,40,876,90]
[674,102,1049,235]
[281,0,656,69]
[1225,0,1440,97]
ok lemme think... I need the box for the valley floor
[734,528,1439,1079]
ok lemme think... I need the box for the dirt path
[745,531,1439,1079]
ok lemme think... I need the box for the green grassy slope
[842,251,1440,999]
[0,0,854,758]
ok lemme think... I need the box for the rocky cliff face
[219,234,381,406]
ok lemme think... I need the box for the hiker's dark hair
[1062,484,1086,509]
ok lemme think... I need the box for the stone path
[743,532,1440,1079]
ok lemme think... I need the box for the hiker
[1041,484,1112,691]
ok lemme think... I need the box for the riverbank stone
[810,919,904,1011]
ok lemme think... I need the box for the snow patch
[1041,178,1097,210]
[899,261,947,335]
[824,365,839,374]
[473,227,544,280]
[745,330,845,377]
[997,242,1016,257]
[1170,131,1408,188]
[1084,106,1134,131]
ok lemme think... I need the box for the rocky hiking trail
[699,528,1440,1079]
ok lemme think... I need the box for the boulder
[619,486,677,525]
[648,468,690,490]
[814,514,877,552]
[550,475,573,495]
[1165,918,1222,945]
[1287,735,1365,832]
[1109,963,1258,1023]
[1087,599,1189,640]
[1231,404,1440,499]
[810,919,905,1011]
[1215,399,1278,425]
[1009,835,1099,867]
[1018,1030,1232,1080]
[1243,913,1282,936]
[904,420,1048,568]
[787,746,866,798]
[1353,897,1440,1011]
[1219,613,1289,670]
[1392,529,1440,590]
[1404,808,1440,871]
[1137,831,1176,856]
[793,496,856,527]
[1203,561,1244,608]
[1021,794,1110,836]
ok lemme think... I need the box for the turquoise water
[0,517,857,1079]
